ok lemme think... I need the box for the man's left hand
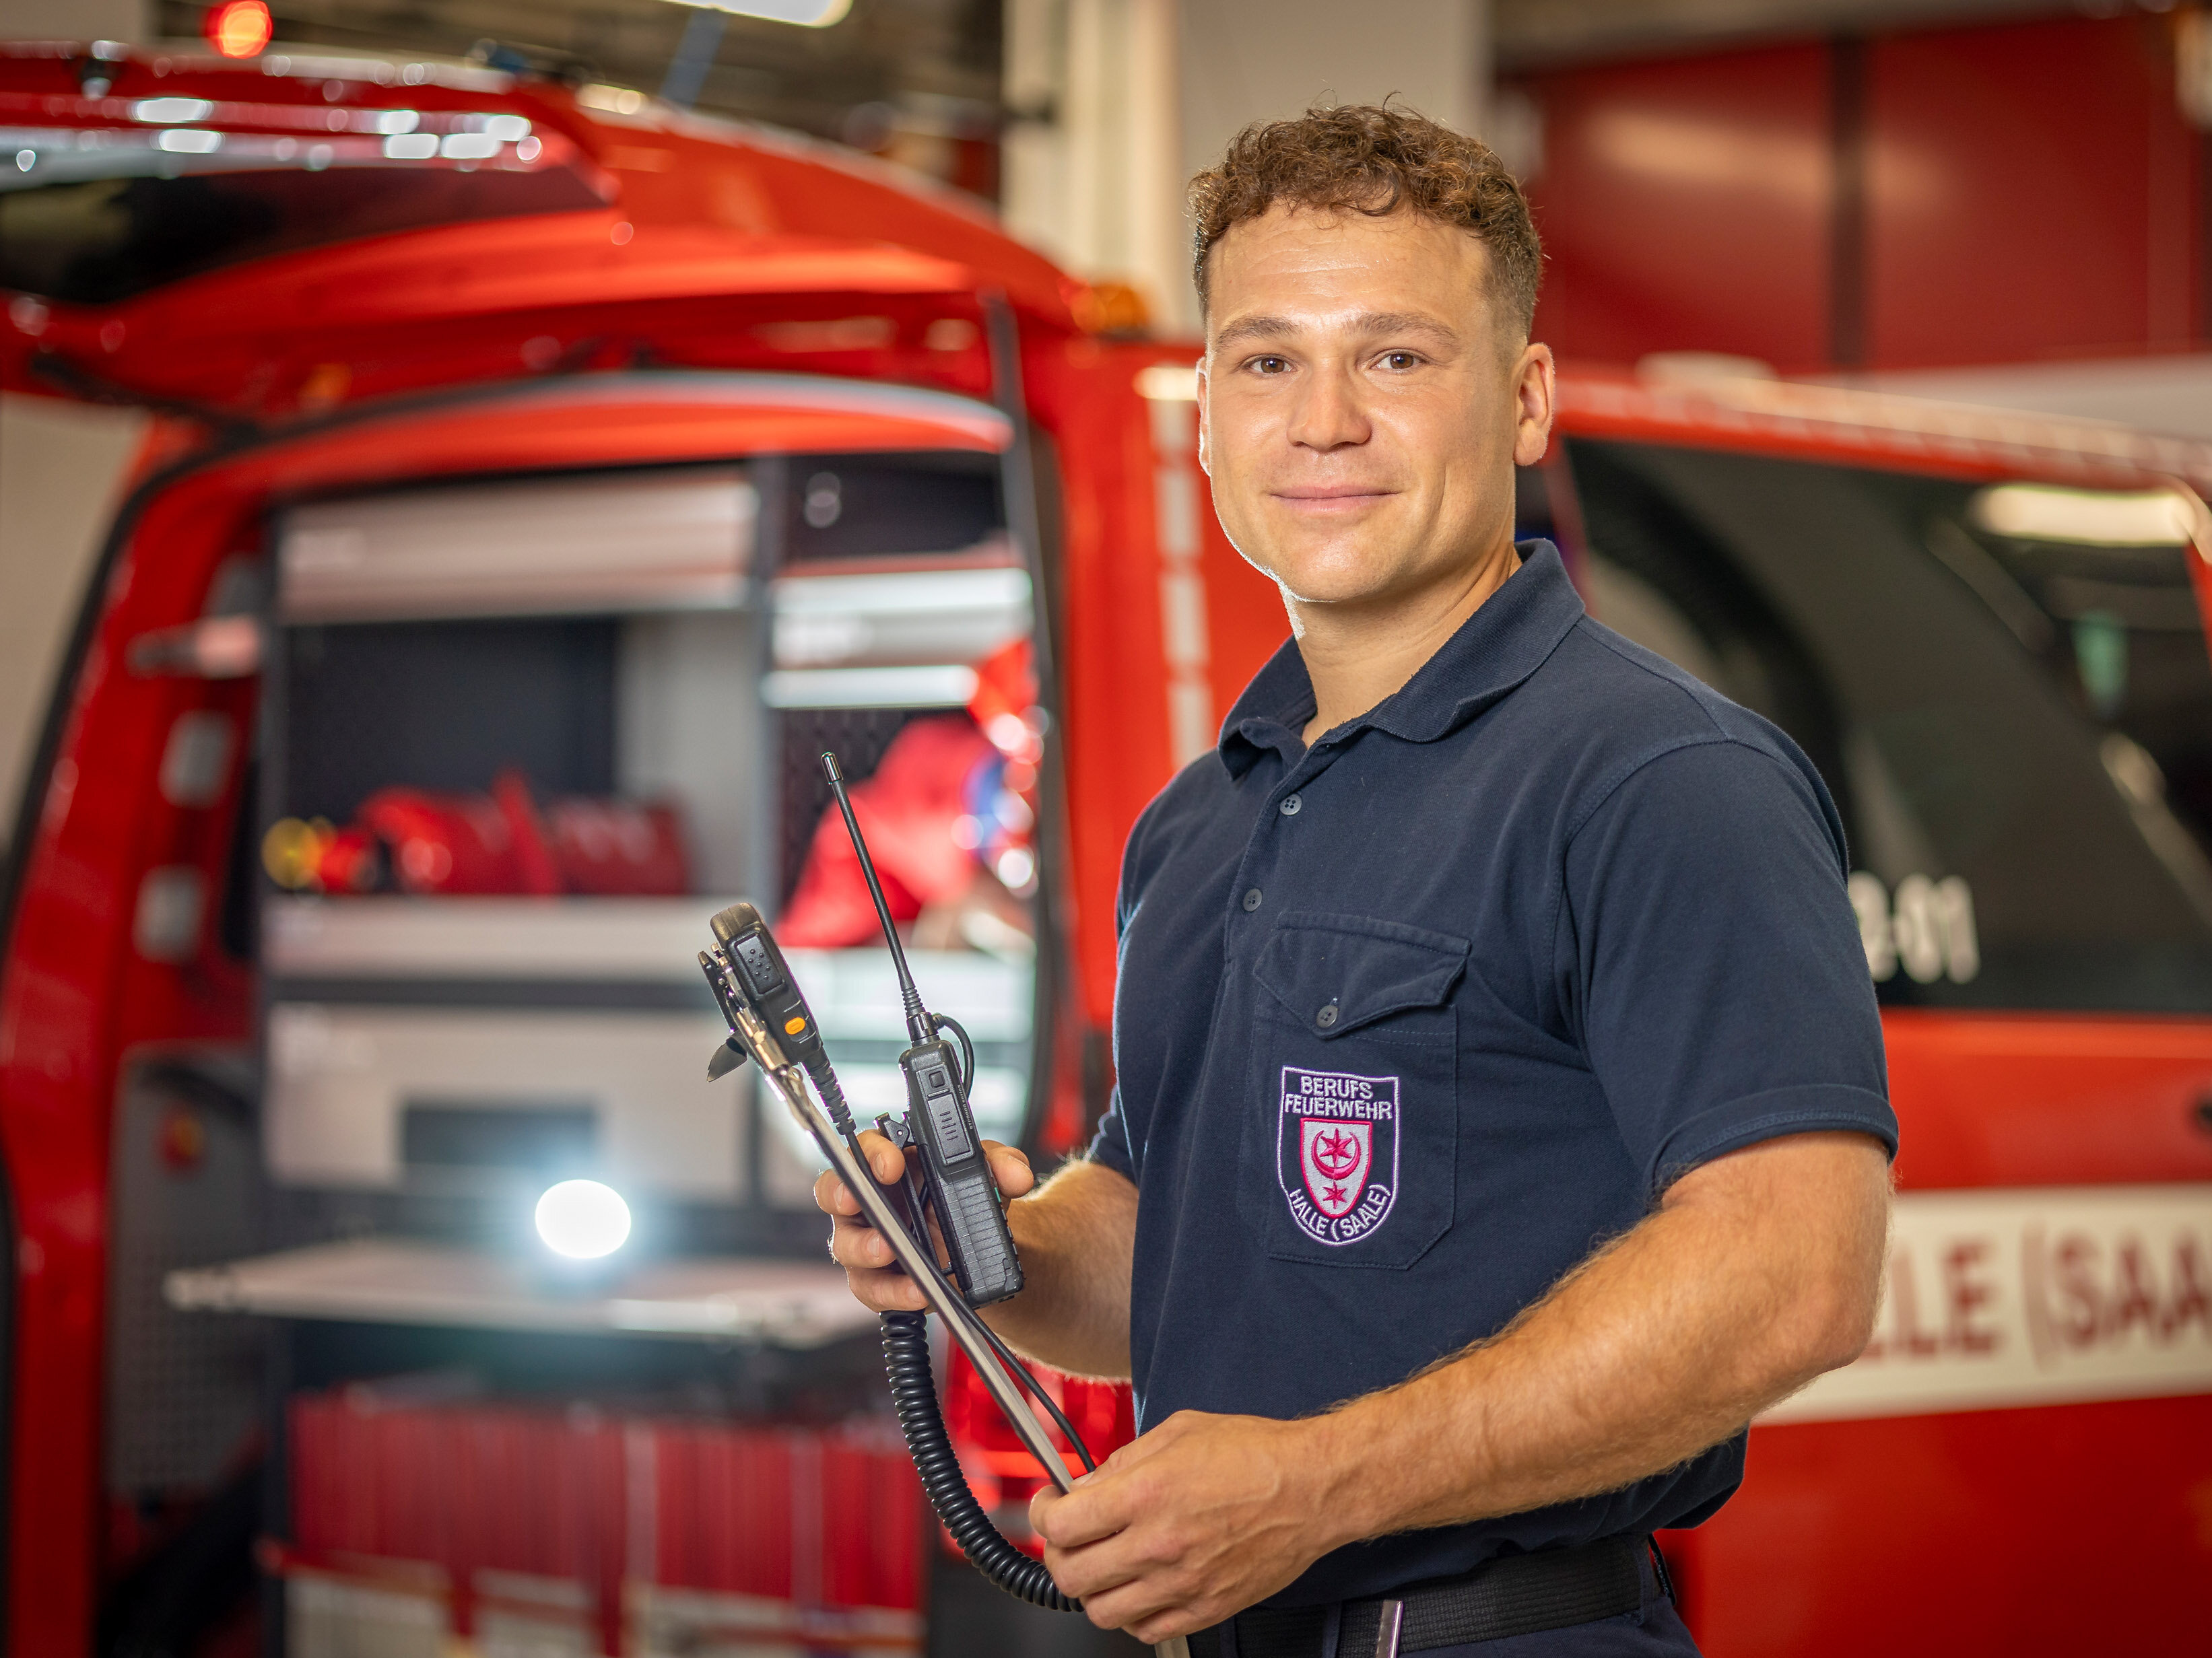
[1029,1409,1346,1642]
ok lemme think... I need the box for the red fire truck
[1,39,2208,1658]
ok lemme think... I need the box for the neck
[1293,530,1522,747]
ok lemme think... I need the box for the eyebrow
[1211,310,1464,353]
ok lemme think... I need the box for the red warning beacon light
[203,0,273,57]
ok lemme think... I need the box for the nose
[1285,360,1371,452]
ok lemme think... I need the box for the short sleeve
[1085,792,1164,1183]
[1086,1085,1136,1178]
[1560,738,1896,1196]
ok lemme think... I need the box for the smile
[1271,487,1397,512]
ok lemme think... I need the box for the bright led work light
[534,1179,632,1259]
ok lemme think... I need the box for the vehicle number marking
[1848,871,1979,984]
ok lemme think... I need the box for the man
[819,104,1893,1655]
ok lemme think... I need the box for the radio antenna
[822,751,931,1044]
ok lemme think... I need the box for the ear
[1195,357,1212,479]
[1510,343,1556,469]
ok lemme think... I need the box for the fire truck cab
[1,39,2209,1658]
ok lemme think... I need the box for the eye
[1379,351,1423,372]
[1248,355,1292,376]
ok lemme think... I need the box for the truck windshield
[0,164,605,306]
[1565,438,2212,1014]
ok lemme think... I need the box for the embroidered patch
[1277,1066,1399,1246]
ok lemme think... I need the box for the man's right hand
[814,1130,1037,1313]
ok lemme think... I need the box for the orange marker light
[205,0,273,58]
[784,1016,807,1036]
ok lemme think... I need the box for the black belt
[1186,1535,1649,1658]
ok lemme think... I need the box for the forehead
[1206,203,1493,328]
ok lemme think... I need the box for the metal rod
[733,998,1073,1490]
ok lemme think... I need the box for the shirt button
[1279,794,1302,816]
[1242,888,1263,912]
[1316,1002,1339,1028]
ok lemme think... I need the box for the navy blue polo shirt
[1087,541,1895,1607]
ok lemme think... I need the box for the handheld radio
[706,903,842,1103]
[819,750,1024,1308]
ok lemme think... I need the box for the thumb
[982,1140,1036,1198]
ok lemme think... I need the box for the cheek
[1384,411,1504,514]
[1202,475,1270,574]
[1203,403,1262,478]
[1380,394,1490,462]
[1198,436,1269,534]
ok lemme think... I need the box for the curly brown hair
[1188,102,1541,336]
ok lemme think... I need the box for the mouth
[1270,485,1397,512]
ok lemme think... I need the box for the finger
[981,1140,1036,1198]
[1059,1562,1180,1634]
[828,1213,897,1270]
[813,1167,863,1219]
[828,1220,926,1312]
[1130,1607,1210,1645]
[857,1128,907,1185]
[1040,1536,1145,1610]
[841,1264,928,1313]
[1057,1527,1211,1637]
[1028,1483,1093,1540]
[816,1132,912,1219]
[1030,1480,1131,1552]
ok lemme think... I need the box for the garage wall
[1520,40,1834,373]
[1516,11,2205,374]
[1865,17,2199,366]
[0,394,147,862]
[0,0,147,41]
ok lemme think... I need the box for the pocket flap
[1253,911,1470,1036]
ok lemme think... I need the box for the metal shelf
[167,1239,873,1347]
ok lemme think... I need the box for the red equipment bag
[318,771,690,897]
[541,796,691,896]
[356,775,560,897]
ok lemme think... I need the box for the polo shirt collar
[1218,539,1584,779]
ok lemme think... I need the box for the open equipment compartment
[255,441,1044,1247]
[214,423,1054,1654]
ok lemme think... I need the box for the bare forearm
[986,1158,1137,1379]
[1307,1134,1890,1548]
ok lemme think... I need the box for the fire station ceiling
[121,1,2098,182]
[149,0,1001,158]
[1495,0,2081,68]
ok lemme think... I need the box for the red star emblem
[1312,1128,1360,1178]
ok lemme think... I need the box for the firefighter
[820,104,1894,1655]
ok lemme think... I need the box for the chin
[1270,569,1407,609]
[1260,545,1408,607]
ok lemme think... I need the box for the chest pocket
[1240,911,1467,1270]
